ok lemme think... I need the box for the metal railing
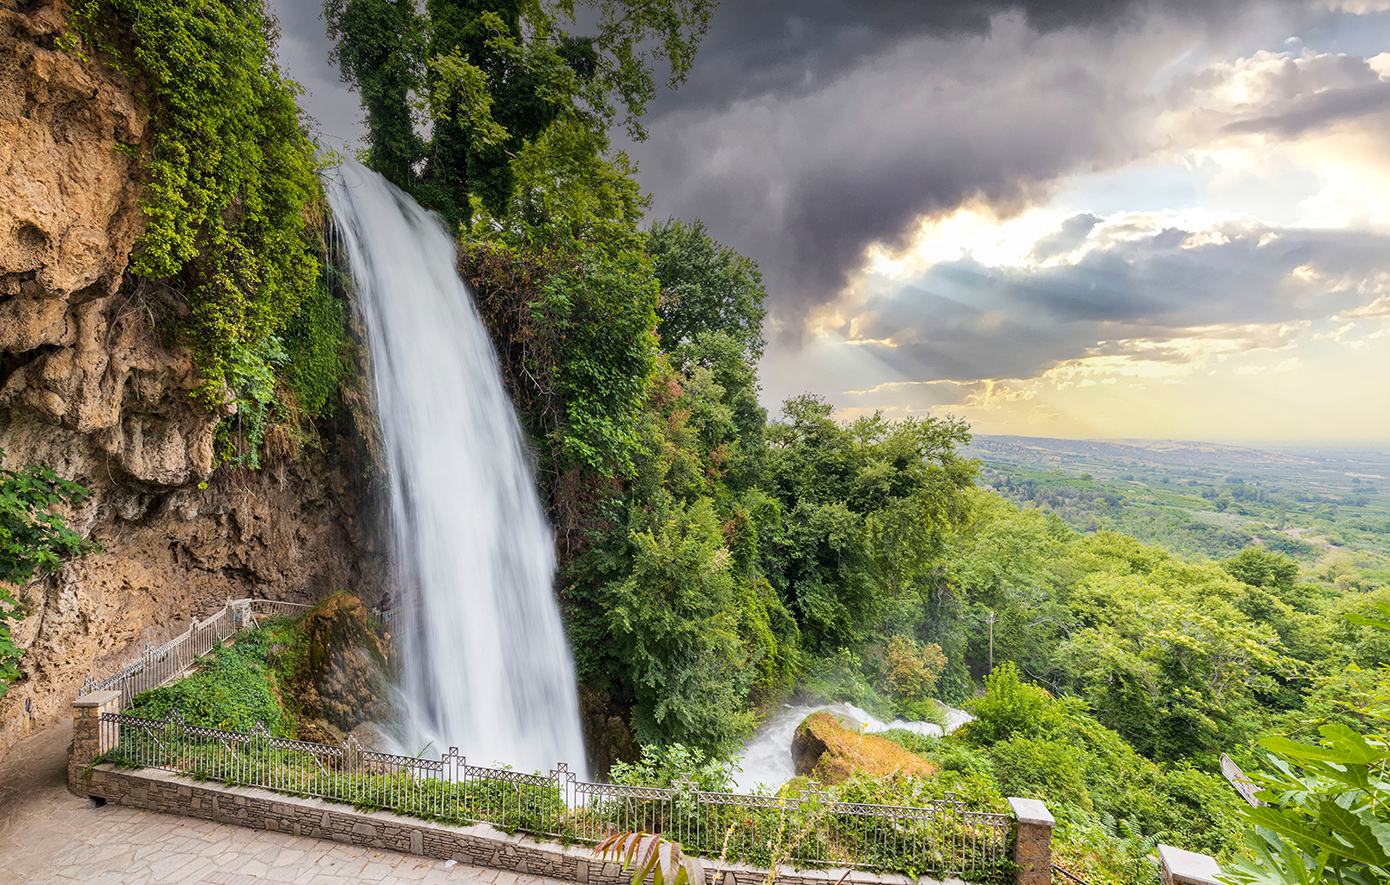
[97,710,1013,881]
[78,598,312,708]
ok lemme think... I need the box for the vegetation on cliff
[67,0,345,468]
[0,450,90,698]
[123,594,392,742]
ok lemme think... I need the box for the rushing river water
[326,161,588,776]
[730,702,974,793]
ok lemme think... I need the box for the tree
[0,451,91,696]
[324,0,426,189]
[647,219,768,361]
[325,0,714,233]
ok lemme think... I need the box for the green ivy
[0,451,92,698]
[69,0,323,405]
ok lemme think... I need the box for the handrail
[1053,862,1091,885]
[77,598,312,707]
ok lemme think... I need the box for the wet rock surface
[287,594,394,745]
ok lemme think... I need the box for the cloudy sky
[270,0,1390,445]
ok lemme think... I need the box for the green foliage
[0,451,92,696]
[764,396,975,654]
[605,495,757,753]
[70,0,323,403]
[327,0,713,235]
[464,239,660,489]
[323,0,426,188]
[1224,609,1390,885]
[124,622,298,736]
[879,634,947,716]
[282,277,349,421]
[647,218,767,361]
[959,663,1244,862]
[608,743,737,792]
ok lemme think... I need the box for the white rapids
[731,701,973,794]
[326,161,588,776]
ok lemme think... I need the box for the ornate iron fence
[97,710,1013,880]
[78,598,312,708]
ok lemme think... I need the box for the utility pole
[988,610,995,673]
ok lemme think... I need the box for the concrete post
[1158,845,1222,885]
[69,690,121,794]
[1007,797,1055,885]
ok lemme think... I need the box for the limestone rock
[0,1,392,760]
[791,712,936,786]
[288,594,393,738]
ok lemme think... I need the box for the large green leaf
[1316,800,1390,868]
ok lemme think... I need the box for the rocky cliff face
[0,0,391,757]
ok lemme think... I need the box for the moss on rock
[791,711,936,786]
[286,593,393,744]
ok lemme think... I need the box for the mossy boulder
[286,593,393,743]
[791,712,936,786]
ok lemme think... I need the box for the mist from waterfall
[326,161,588,776]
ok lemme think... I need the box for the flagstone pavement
[0,720,572,885]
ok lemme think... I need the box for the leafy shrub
[125,623,298,737]
[0,451,91,696]
[988,736,1090,810]
[961,663,1063,745]
[880,635,946,716]
[608,742,738,792]
[70,0,324,431]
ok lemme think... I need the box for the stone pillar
[69,691,121,794]
[1158,845,1222,885]
[1007,797,1055,885]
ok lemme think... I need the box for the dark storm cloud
[626,1,1338,334]
[621,0,1359,336]
[845,223,1390,383]
[1030,214,1102,260]
[649,0,1286,115]
[626,15,1171,328]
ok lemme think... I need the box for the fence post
[1158,845,1222,885]
[69,691,121,796]
[1007,797,1055,885]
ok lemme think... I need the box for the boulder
[791,712,936,786]
[287,594,393,741]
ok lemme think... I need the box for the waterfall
[326,161,588,776]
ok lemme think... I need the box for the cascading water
[326,161,588,776]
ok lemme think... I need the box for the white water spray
[326,161,587,776]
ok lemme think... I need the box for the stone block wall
[68,690,119,793]
[1006,797,1055,885]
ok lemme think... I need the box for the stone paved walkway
[0,722,573,885]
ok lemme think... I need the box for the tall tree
[647,218,767,361]
[324,0,715,233]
